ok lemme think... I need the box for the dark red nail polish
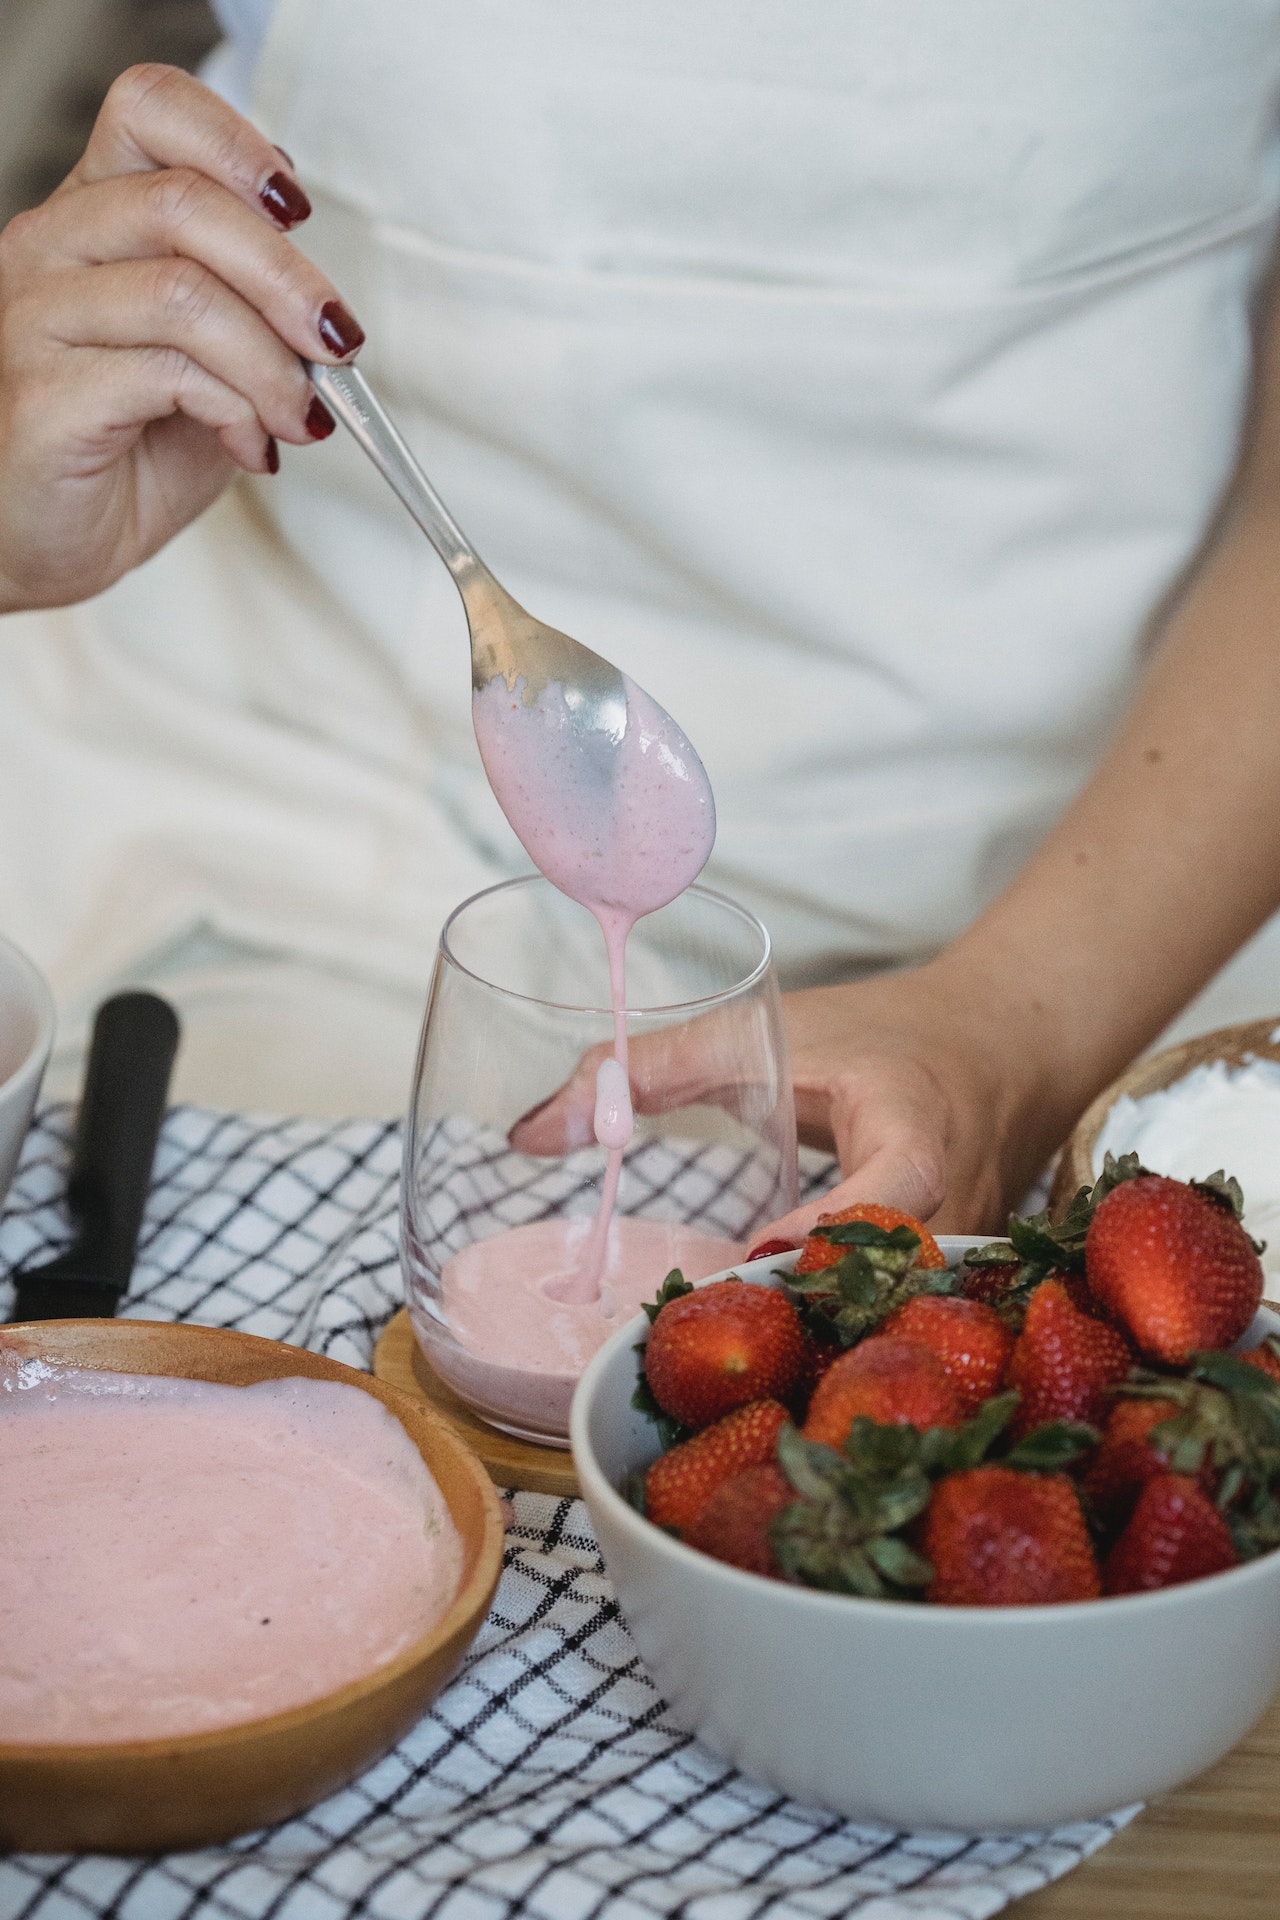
[317,299,365,358]
[264,436,280,475]
[260,170,310,229]
[304,396,335,440]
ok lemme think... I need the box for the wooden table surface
[1015,1685,1280,1917]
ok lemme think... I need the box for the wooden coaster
[373,1308,580,1497]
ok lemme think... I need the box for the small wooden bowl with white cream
[1050,1016,1280,1214]
[0,1320,504,1855]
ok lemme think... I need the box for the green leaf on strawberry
[1115,1355,1280,1560]
[783,1222,956,1349]
[769,1422,935,1597]
[1191,1169,1247,1221]
[632,1270,699,1447]
[629,1364,693,1451]
[642,1268,695,1324]
[1003,1421,1100,1473]
[765,1391,1055,1598]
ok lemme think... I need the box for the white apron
[5,0,1280,1108]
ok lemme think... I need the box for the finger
[19,343,276,477]
[749,1149,950,1248]
[509,1045,608,1153]
[26,258,330,443]
[68,65,310,234]
[508,1008,759,1155]
[25,169,360,373]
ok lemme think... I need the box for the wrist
[917,941,1084,1203]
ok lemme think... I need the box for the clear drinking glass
[402,875,798,1445]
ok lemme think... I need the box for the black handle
[66,991,181,1288]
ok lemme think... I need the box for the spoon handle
[304,360,485,588]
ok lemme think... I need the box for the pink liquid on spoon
[0,1363,463,1743]
[441,671,730,1419]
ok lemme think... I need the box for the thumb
[507,1005,764,1156]
[752,1144,947,1247]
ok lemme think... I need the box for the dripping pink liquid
[434,670,732,1434]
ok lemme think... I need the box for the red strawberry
[1085,1174,1263,1364]
[644,1399,790,1536]
[960,1262,1097,1330]
[794,1203,945,1276]
[1081,1396,1185,1532]
[645,1279,809,1429]
[802,1336,962,1450]
[805,1336,845,1392]
[1006,1278,1133,1437]
[685,1462,794,1577]
[745,1238,800,1263]
[1103,1473,1238,1594]
[880,1295,1014,1418]
[921,1466,1100,1606]
[959,1261,1033,1316]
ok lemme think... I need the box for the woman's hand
[0,63,364,615]
[510,952,1065,1243]
[763,960,1061,1242]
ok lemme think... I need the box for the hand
[509,954,1066,1243]
[763,961,1058,1242]
[0,64,364,614]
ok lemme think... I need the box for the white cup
[0,933,55,1210]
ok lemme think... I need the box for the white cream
[1093,1056,1280,1276]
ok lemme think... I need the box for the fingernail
[304,396,335,440]
[264,436,280,475]
[272,144,296,169]
[260,170,310,229]
[317,299,365,358]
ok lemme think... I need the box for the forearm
[934,484,1280,1163]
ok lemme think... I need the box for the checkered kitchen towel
[0,1109,1135,1920]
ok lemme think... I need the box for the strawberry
[802,1336,962,1450]
[880,1295,1014,1418]
[644,1279,809,1429]
[685,1462,794,1576]
[958,1259,1039,1322]
[805,1336,845,1391]
[1085,1173,1263,1364]
[745,1238,800,1263]
[921,1465,1100,1605]
[1006,1278,1133,1438]
[795,1203,945,1276]
[1080,1396,1186,1532]
[644,1398,790,1535]
[1103,1473,1238,1594]
[1244,1334,1280,1385]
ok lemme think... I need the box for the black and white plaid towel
[0,1109,1135,1920]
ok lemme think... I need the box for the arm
[774,284,1280,1237]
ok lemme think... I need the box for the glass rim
[438,875,774,1017]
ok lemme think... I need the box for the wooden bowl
[1050,1017,1280,1215]
[0,1319,505,1855]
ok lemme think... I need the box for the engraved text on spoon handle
[304,360,485,590]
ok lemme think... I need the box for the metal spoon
[304,359,628,744]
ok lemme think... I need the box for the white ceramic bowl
[0,933,54,1210]
[571,1238,1280,1832]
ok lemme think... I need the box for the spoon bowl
[306,358,716,931]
